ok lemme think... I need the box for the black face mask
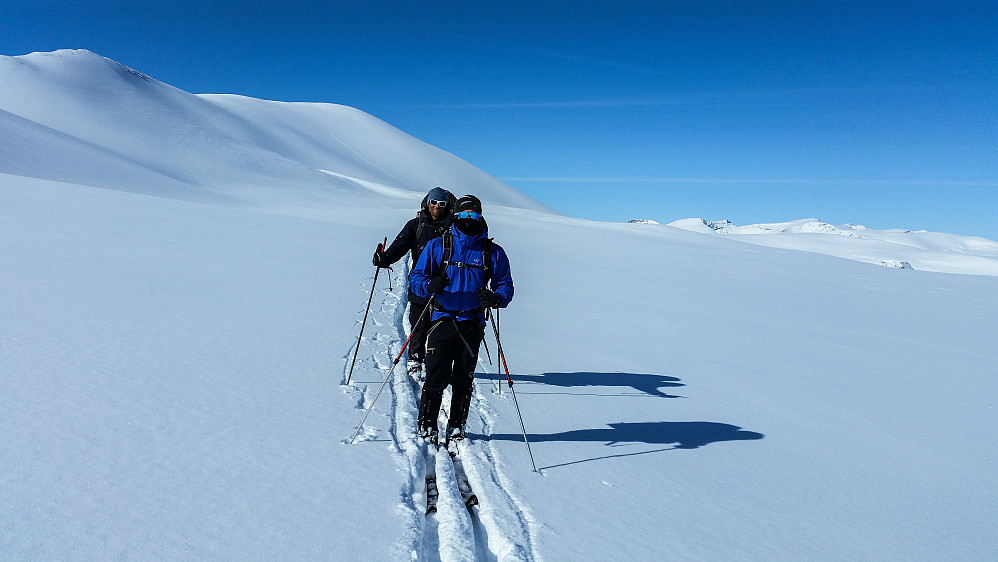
[455,218,484,237]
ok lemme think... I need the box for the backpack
[440,228,493,285]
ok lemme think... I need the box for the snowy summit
[2,50,997,561]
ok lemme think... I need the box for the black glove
[372,250,389,267]
[477,287,500,308]
[427,274,449,294]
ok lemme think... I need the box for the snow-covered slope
[2,50,996,561]
[670,218,998,276]
[0,49,550,211]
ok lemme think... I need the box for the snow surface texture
[3,50,997,560]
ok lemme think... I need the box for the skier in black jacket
[372,187,456,372]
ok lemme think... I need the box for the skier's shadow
[512,372,684,398]
[490,421,763,449]
[486,421,764,470]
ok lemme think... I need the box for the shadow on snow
[487,421,764,450]
[482,371,764,470]
[485,422,764,471]
[511,372,685,398]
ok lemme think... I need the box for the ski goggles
[455,211,482,220]
[428,199,449,207]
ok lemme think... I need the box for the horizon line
[499,177,998,187]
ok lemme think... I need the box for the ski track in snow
[345,264,539,561]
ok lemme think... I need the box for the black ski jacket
[383,210,451,304]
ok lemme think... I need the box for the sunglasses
[428,199,449,207]
[455,211,482,220]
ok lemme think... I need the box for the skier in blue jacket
[410,195,514,445]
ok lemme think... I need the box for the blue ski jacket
[410,224,514,324]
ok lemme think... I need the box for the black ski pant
[417,317,484,432]
[408,299,432,363]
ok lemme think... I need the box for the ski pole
[487,309,501,394]
[488,313,538,473]
[350,296,435,444]
[449,315,499,394]
[346,237,388,385]
[479,335,498,392]
[479,336,498,393]
[482,334,493,365]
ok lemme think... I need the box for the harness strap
[447,261,487,270]
[432,305,485,318]
[441,229,493,282]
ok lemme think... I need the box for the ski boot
[444,423,466,453]
[419,423,438,447]
[407,360,423,383]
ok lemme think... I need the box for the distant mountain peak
[667,217,998,275]
[1,49,554,213]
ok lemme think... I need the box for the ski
[425,474,439,514]
[425,440,439,515]
[447,440,479,509]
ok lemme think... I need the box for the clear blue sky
[3,1,996,239]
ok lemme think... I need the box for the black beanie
[454,195,482,214]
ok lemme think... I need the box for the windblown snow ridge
[0,49,552,212]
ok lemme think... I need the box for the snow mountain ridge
[0,49,550,212]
